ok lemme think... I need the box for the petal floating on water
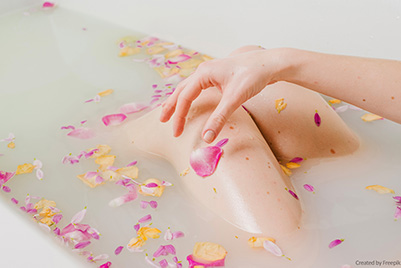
[102,114,127,126]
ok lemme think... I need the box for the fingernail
[203,130,215,143]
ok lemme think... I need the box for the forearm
[273,48,401,123]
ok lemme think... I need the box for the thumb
[202,92,242,143]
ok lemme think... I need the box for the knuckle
[212,113,227,125]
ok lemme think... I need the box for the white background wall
[57,0,401,59]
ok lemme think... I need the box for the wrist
[264,47,305,84]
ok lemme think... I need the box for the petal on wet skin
[248,237,276,248]
[190,139,229,177]
[314,110,321,127]
[263,240,283,256]
[275,98,287,113]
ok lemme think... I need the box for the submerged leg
[124,88,301,238]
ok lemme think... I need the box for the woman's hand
[159,48,287,143]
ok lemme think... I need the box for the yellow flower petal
[157,42,174,46]
[137,227,161,241]
[328,99,342,104]
[39,216,55,226]
[16,163,35,175]
[286,162,301,169]
[365,185,395,194]
[34,199,56,210]
[98,89,114,97]
[7,142,15,149]
[127,237,145,249]
[77,173,105,188]
[164,49,183,58]
[180,167,190,176]
[95,155,116,171]
[101,170,121,182]
[178,68,195,78]
[146,46,166,55]
[138,178,166,197]
[117,36,137,44]
[154,66,180,78]
[177,58,203,69]
[89,144,112,158]
[119,46,141,57]
[275,98,287,113]
[280,164,292,176]
[193,242,227,262]
[202,54,214,61]
[361,113,383,122]
[116,166,139,179]
[248,236,276,248]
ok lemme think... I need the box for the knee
[228,45,265,56]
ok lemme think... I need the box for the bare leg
[232,46,360,160]
[125,88,301,238]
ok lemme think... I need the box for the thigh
[231,46,359,160]
[125,88,301,237]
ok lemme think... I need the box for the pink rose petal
[393,196,401,205]
[71,207,87,224]
[42,2,55,8]
[159,259,169,268]
[172,231,184,239]
[329,239,344,249]
[53,214,63,224]
[153,244,176,258]
[109,192,137,207]
[61,125,75,130]
[303,184,315,192]
[2,185,11,193]
[102,114,127,126]
[74,241,91,249]
[114,246,123,255]
[190,139,229,177]
[314,111,321,127]
[120,103,148,114]
[99,261,112,268]
[11,198,18,204]
[0,171,15,184]
[149,201,158,209]
[140,201,148,209]
[138,214,152,223]
[395,207,401,220]
[187,254,226,268]
[289,157,303,164]
[288,189,299,200]
[134,224,140,232]
[126,161,137,167]
[67,128,95,139]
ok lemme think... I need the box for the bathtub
[1,0,401,267]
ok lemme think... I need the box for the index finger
[172,74,209,136]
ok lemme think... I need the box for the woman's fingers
[171,73,213,136]
[159,78,190,123]
[202,85,243,143]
